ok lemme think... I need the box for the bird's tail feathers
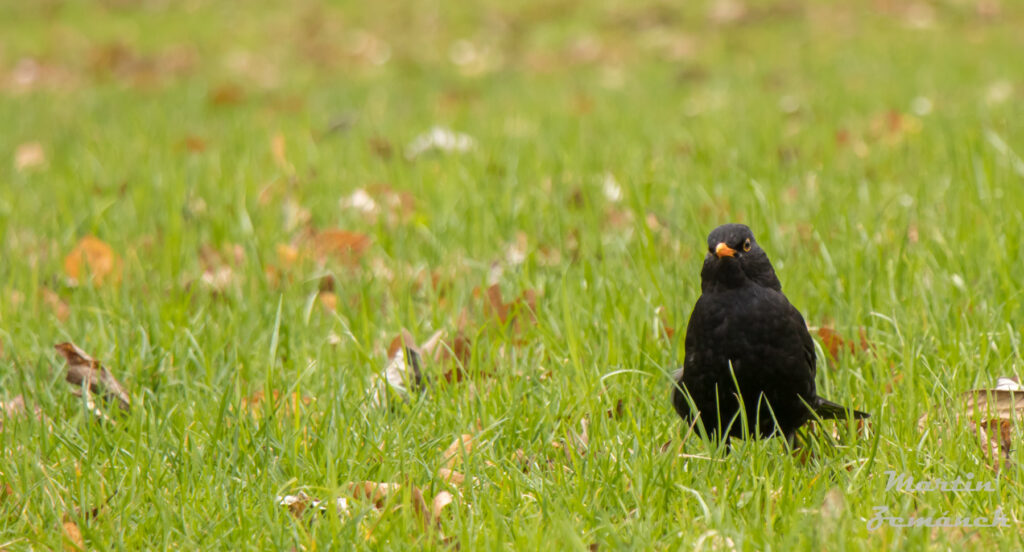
[813,397,870,420]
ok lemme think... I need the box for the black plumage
[672,223,869,442]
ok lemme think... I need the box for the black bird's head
[701,223,782,292]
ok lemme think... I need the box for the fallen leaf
[370,330,426,406]
[271,132,289,169]
[347,481,404,508]
[62,516,84,551]
[368,137,393,159]
[441,434,476,469]
[310,229,371,265]
[318,291,338,312]
[54,342,131,412]
[437,468,466,486]
[181,135,207,153]
[277,491,350,518]
[606,399,625,419]
[816,326,871,361]
[918,377,1024,470]
[14,141,45,172]
[405,126,475,159]
[63,236,123,286]
[973,418,1012,471]
[208,83,245,106]
[430,490,454,520]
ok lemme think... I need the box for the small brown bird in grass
[672,224,869,443]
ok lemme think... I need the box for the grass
[2,0,1024,549]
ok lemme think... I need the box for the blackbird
[672,223,869,442]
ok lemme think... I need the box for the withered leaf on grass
[309,229,372,265]
[208,83,245,106]
[277,491,350,518]
[64,236,123,286]
[62,515,85,551]
[55,342,130,413]
[370,329,427,406]
[348,481,432,526]
[441,433,478,469]
[918,377,1023,471]
[479,284,538,327]
[14,141,46,172]
[816,326,872,361]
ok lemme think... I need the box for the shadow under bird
[672,223,869,443]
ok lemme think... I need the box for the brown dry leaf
[606,399,625,419]
[437,468,472,487]
[318,291,338,312]
[42,288,70,322]
[347,481,404,509]
[310,229,371,265]
[64,236,123,286]
[479,284,539,329]
[181,135,207,153]
[816,326,871,361]
[14,141,45,172]
[208,83,244,106]
[441,434,476,469]
[368,137,393,159]
[277,491,350,518]
[55,342,131,413]
[271,132,289,169]
[918,377,1023,470]
[431,490,454,520]
[62,515,84,551]
[972,419,1012,471]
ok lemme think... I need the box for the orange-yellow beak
[715,242,736,258]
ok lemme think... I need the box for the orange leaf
[62,516,84,551]
[271,132,288,168]
[63,236,122,286]
[311,229,371,264]
[208,83,244,106]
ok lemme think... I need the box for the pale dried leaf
[442,434,475,469]
[430,490,454,520]
[271,132,288,168]
[437,468,464,486]
[14,141,45,172]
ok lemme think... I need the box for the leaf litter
[918,376,1024,471]
[54,342,131,422]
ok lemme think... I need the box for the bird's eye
[742,238,752,252]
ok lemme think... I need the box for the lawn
[2,0,1024,549]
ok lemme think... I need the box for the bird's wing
[791,302,817,381]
